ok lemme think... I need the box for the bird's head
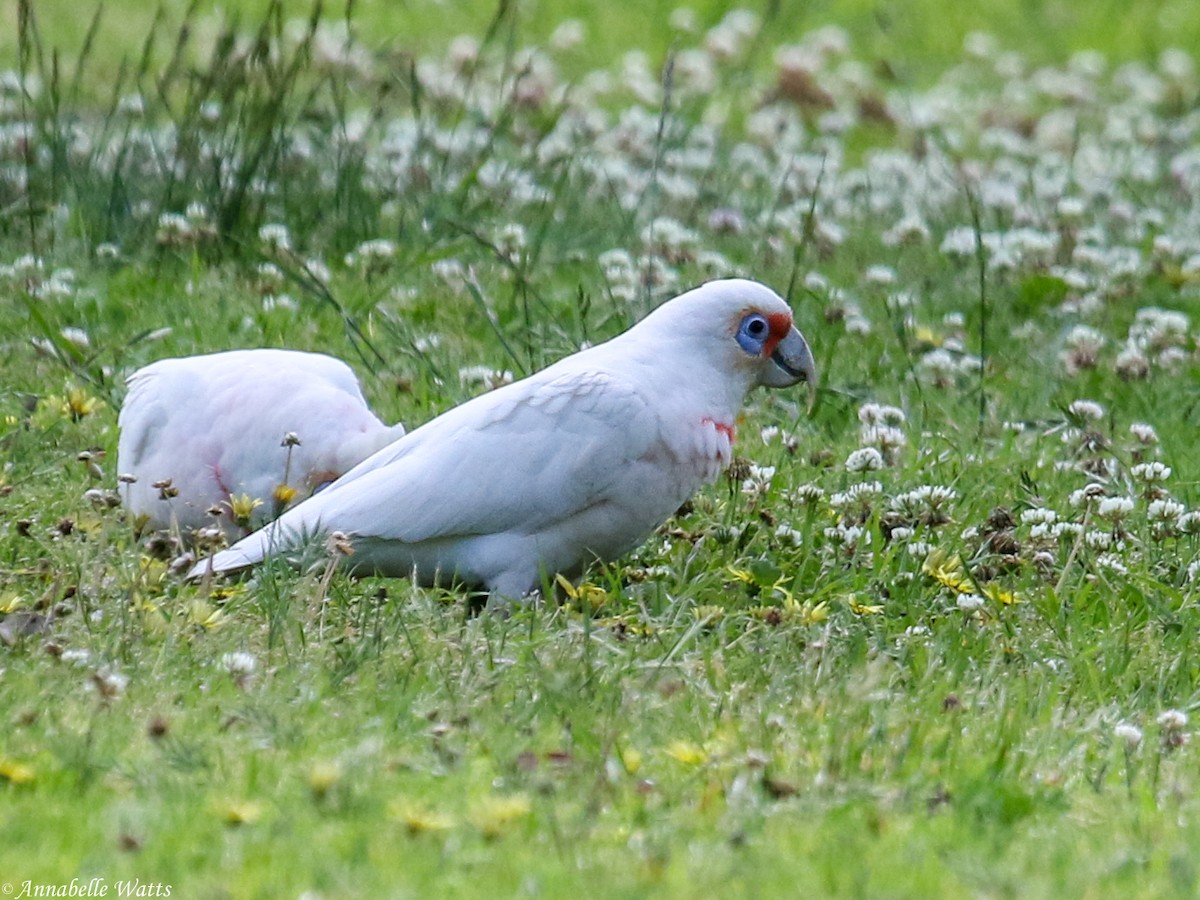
[639,278,816,395]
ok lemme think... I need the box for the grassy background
[6,0,1200,88]
[3,0,1200,897]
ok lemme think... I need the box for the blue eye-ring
[736,313,770,354]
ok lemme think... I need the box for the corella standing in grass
[188,279,816,602]
[119,349,406,538]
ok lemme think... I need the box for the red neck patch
[702,416,736,443]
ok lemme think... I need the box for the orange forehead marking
[762,311,793,358]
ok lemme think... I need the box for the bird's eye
[736,313,772,355]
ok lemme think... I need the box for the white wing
[193,368,662,573]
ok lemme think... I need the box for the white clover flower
[1097,496,1135,520]
[907,541,933,557]
[824,523,867,548]
[858,403,907,426]
[889,526,914,542]
[956,594,985,611]
[1096,553,1129,574]
[860,424,907,456]
[1177,512,1200,534]
[1131,462,1172,483]
[830,481,884,510]
[1051,522,1083,540]
[803,271,830,292]
[940,226,978,257]
[1056,196,1087,220]
[1147,499,1185,522]
[774,524,803,546]
[1020,507,1058,525]
[1069,484,1106,508]
[1114,722,1144,748]
[117,93,145,116]
[61,648,92,666]
[1158,346,1189,372]
[845,314,872,336]
[845,447,885,472]
[1085,530,1115,550]
[1029,523,1053,540]
[549,18,586,49]
[345,238,398,268]
[458,366,514,391]
[791,483,826,505]
[882,213,931,247]
[741,465,777,500]
[258,223,292,253]
[863,264,897,286]
[1115,346,1150,380]
[221,651,258,677]
[60,326,89,347]
[891,485,957,521]
[1129,422,1159,445]
[90,667,129,698]
[1068,399,1105,420]
[917,348,960,386]
[155,212,193,243]
[185,201,210,223]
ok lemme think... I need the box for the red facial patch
[761,312,794,358]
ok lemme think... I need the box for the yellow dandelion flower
[0,758,35,784]
[65,387,101,419]
[555,573,609,608]
[618,746,643,775]
[272,483,298,507]
[922,547,975,593]
[912,325,942,348]
[389,800,455,834]
[471,793,532,839]
[782,596,829,625]
[0,593,25,614]
[693,604,725,623]
[188,599,226,630]
[982,583,1020,605]
[724,565,755,584]
[308,761,343,799]
[664,740,708,766]
[846,594,885,615]
[217,800,263,825]
[225,493,264,528]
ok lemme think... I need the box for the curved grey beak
[760,327,816,391]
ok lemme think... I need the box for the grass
[3,0,1200,896]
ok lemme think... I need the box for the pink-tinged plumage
[118,349,405,537]
[188,279,816,602]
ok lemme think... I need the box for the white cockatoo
[188,279,816,600]
[118,349,405,537]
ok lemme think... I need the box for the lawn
[3,0,1200,896]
